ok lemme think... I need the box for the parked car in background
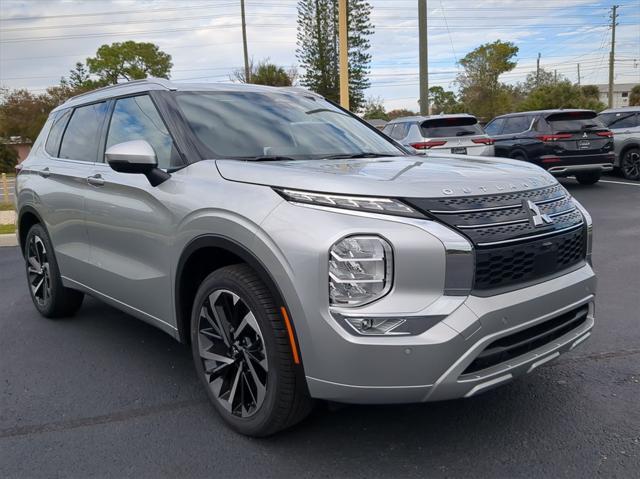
[485,109,615,185]
[382,114,495,156]
[598,107,640,181]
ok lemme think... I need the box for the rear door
[490,116,532,158]
[38,102,108,284]
[84,94,183,325]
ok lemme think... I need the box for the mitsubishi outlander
[15,80,596,436]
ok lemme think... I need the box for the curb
[0,233,18,247]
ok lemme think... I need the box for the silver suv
[599,107,640,180]
[16,80,596,436]
[382,114,495,156]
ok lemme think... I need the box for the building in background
[595,83,639,109]
[2,137,32,163]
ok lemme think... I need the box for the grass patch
[0,202,15,211]
[0,224,15,234]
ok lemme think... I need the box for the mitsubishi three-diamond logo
[525,200,554,227]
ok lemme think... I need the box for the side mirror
[105,140,170,187]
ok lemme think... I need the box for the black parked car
[485,109,615,185]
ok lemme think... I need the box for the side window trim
[44,109,71,158]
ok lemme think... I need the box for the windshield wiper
[229,155,298,162]
[324,152,399,159]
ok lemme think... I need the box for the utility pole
[608,4,619,108]
[536,52,541,87]
[554,69,557,83]
[418,0,429,115]
[577,63,581,86]
[338,0,349,109]
[240,0,251,83]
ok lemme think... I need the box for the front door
[84,94,183,327]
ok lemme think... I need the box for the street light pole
[339,0,350,110]
[418,0,429,115]
[241,0,251,83]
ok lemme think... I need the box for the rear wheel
[24,224,84,318]
[621,148,640,181]
[190,264,312,436]
[575,171,601,185]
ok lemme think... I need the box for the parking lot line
[599,179,640,187]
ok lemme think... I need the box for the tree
[518,80,605,111]
[630,85,640,107]
[457,40,519,120]
[0,143,19,174]
[519,68,558,95]
[86,41,172,84]
[296,0,373,111]
[428,86,464,114]
[233,58,297,86]
[0,89,51,142]
[362,97,388,120]
[387,108,417,120]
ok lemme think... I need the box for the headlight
[329,236,393,307]
[276,188,423,218]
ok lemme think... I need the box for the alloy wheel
[27,234,51,306]
[197,289,268,418]
[622,151,640,180]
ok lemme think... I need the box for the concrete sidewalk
[0,233,17,247]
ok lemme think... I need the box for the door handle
[87,174,105,187]
[39,167,50,178]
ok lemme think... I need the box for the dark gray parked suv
[15,79,597,436]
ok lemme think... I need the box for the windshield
[420,117,484,138]
[174,91,403,160]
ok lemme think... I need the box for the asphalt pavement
[1,178,639,478]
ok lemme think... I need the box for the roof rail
[65,78,175,103]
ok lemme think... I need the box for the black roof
[494,109,596,119]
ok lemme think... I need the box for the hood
[215,154,558,198]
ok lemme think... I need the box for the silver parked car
[382,114,495,156]
[16,80,596,436]
[598,107,640,180]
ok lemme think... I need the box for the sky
[1,0,639,111]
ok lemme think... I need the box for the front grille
[474,227,586,289]
[404,184,587,292]
[462,305,589,375]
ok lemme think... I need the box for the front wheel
[575,171,601,185]
[24,223,84,318]
[621,148,640,181]
[190,264,312,436]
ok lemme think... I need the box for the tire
[24,223,84,318]
[510,152,527,162]
[190,264,313,436]
[620,148,640,181]
[575,171,601,185]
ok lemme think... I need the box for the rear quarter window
[45,109,71,157]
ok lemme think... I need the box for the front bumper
[305,263,596,404]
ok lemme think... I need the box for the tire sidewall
[190,269,284,436]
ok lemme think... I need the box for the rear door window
[59,102,108,162]
[501,116,531,135]
[484,118,504,136]
[545,111,603,132]
[420,117,483,138]
[45,109,71,157]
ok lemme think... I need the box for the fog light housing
[345,317,406,335]
[329,236,393,307]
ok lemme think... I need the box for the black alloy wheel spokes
[197,289,268,418]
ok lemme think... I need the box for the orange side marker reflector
[280,306,300,364]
